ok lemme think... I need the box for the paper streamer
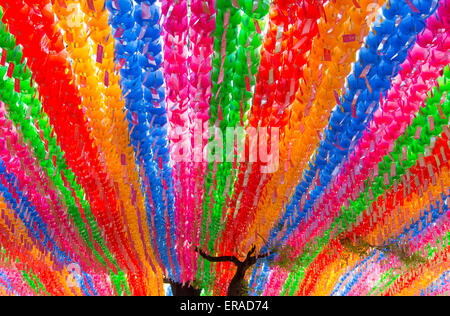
[53,0,163,295]
[106,0,180,281]
[257,0,443,260]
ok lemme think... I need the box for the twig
[195,247,241,266]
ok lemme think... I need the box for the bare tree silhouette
[164,278,202,296]
[196,245,271,296]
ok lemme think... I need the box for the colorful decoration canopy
[0,0,448,296]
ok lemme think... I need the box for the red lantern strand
[0,0,147,295]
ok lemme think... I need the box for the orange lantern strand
[1,0,142,294]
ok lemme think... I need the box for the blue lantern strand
[261,0,439,255]
[250,0,441,292]
[106,0,180,281]
[0,160,96,296]
[332,193,448,295]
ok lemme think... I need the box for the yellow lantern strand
[52,0,164,295]
[386,237,450,296]
[295,163,450,296]
[52,1,142,290]
[241,0,385,253]
[310,253,360,295]
[364,165,450,247]
[0,196,83,295]
[399,249,449,296]
[80,0,166,295]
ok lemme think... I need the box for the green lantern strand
[0,17,130,286]
[0,247,50,295]
[279,67,450,295]
[197,0,270,293]
[367,229,450,296]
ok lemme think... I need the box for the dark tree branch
[168,280,201,296]
[195,247,241,266]
[256,252,272,259]
[257,233,269,245]
[247,245,256,257]
[255,233,277,259]
[196,244,274,296]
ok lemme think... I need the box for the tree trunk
[195,246,269,296]
[227,267,247,296]
[169,281,201,296]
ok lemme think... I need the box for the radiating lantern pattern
[0,0,448,296]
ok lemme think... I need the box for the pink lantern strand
[187,0,215,283]
[0,267,35,296]
[284,11,450,260]
[163,0,215,283]
[258,7,449,292]
[162,0,191,283]
[0,102,106,279]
